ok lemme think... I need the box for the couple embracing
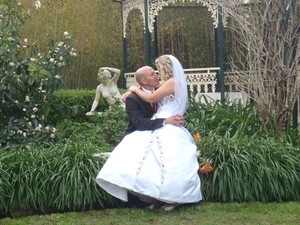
[96,55,202,211]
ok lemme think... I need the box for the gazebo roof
[120,0,229,37]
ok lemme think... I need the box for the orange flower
[194,132,201,142]
[200,164,214,174]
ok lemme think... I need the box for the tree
[223,0,300,134]
[19,0,123,89]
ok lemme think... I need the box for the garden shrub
[47,89,109,125]
[91,103,128,146]
[0,0,77,149]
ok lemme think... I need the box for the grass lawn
[1,202,299,225]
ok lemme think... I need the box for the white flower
[50,134,55,138]
[33,107,38,112]
[28,122,32,126]
[59,56,63,61]
[25,96,30,102]
[9,62,15,67]
[14,100,18,104]
[53,127,56,133]
[35,0,41,9]
[64,31,71,39]
[23,108,26,112]
[57,42,64,47]
[34,126,41,131]
[23,132,26,137]
[70,52,78,57]
[17,130,23,134]
[31,115,36,119]
[54,75,61,79]
[50,58,54,62]
[24,38,28,43]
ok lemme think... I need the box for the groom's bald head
[135,66,152,84]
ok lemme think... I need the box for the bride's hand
[121,91,132,103]
[129,86,139,92]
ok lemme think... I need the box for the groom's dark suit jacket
[124,92,164,136]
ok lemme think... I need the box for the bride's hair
[155,55,173,81]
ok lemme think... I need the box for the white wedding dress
[96,94,202,204]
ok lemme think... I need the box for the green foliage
[0,141,120,217]
[92,104,128,146]
[199,134,300,202]
[47,89,109,125]
[0,1,77,149]
[186,96,269,138]
[187,97,300,202]
[54,120,113,149]
[1,96,300,217]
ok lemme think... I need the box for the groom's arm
[126,94,164,131]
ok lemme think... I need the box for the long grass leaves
[200,134,300,202]
[0,140,118,217]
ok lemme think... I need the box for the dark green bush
[46,89,109,125]
[92,103,128,146]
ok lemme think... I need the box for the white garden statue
[86,67,125,117]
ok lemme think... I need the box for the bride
[96,55,202,211]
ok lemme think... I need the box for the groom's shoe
[161,203,181,212]
[147,200,164,210]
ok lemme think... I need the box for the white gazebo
[113,0,230,100]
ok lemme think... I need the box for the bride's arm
[129,78,174,103]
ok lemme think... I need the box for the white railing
[125,67,219,93]
[125,68,299,121]
[124,67,242,93]
[124,67,248,105]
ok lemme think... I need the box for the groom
[124,65,185,135]
[122,65,185,208]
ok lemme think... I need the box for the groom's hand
[165,115,186,127]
